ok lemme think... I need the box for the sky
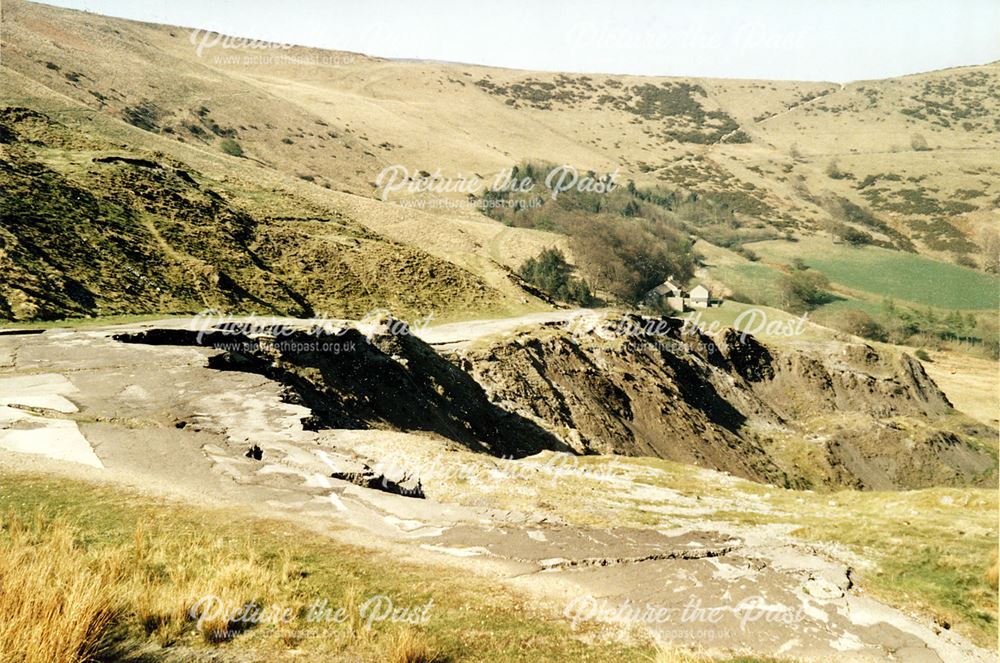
[34,0,1000,82]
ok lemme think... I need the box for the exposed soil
[457,317,995,489]
[112,313,997,490]
[0,320,995,662]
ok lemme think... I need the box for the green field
[674,300,838,344]
[747,239,1000,310]
[711,263,785,306]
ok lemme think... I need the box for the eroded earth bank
[0,312,996,662]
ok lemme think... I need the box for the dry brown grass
[0,509,440,663]
[920,349,1000,427]
[0,514,122,663]
[385,627,438,663]
[654,644,714,663]
[131,535,283,646]
[653,643,791,662]
[0,511,285,661]
[0,474,662,663]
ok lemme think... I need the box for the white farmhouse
[644,280,716,312]
[689,284,711,308]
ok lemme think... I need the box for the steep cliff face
[457,317,995,489]
[727,330,953,419]
[715,330,993,489]
[455,320,786,483]
[117,314,996,490]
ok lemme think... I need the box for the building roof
[651,280,683,296]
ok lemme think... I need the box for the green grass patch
[748,239,999,310]
[710,263,785,307]
[785,490,999,645]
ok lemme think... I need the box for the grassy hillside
[4,1,998,244]
[1,0,998,328]
[749,237,1000,310]
[0,107,506,320]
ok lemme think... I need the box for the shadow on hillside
[115,326,569,458]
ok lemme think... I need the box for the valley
[0,1,997,661]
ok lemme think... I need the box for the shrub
[910,133,931,151]
[837,226,873,247]
[914,348,932,362]
[723,129,752,144]
[219,139,244,157]
[122,101,161,133]
[840,310,889,342]
[518,249,592,305]
[857,174,878,189]
[954,254,977,269]
[825,160,847,179]
[727,289,757,304]
[621,200,641,217]
[978,315,999,360]
[780,269,833,312]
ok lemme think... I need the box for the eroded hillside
[0,318,996,660]
[115,314,997,491]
